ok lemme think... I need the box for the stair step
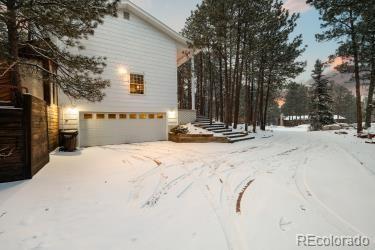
[0,105,16,109]
[193,121,211,125]
[227,133,248,139]
[212,129,233,133]
[0,101,12,107]
[222,131,242,136]
[206,126,226,131]
[196,121,212,124]
[228,136,255,143]
[192,123,212,127]
[201,124,225,129]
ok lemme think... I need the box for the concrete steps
[226,133,249,139]
[228,135,255,143]
[206,127,226,132]
[211,128,232,133]
[222,131,242,136]
[200,124,225,129]
[193,116,255,143]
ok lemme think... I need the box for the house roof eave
[119,1,191,47]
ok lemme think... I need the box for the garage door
[79,112,167,147]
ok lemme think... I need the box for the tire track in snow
[294,144,367,236]
[201,181,249,250]
[236,179,254,214]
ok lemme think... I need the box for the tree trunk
[208,51,213,124]
[244,62,250,132]
[233,21,242,129]
[365,58,375,128]
[350,11,363,133]
[6,0,22,106]
[263,77,271,130]
[252,82,260,133]
[177,69,184,109]
[262,67,273,130]
[228,37,234,126]
[258,59,265,130]
[196,54,202,114]
[199,53,205,116]
[224,45,231,128]
[249,65,255,128]
[219,56,224,122]
[187,62,192,110]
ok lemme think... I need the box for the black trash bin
[60,130,78,152]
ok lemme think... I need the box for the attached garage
[79,112,167,147]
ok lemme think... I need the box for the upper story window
[130,73,144,94]
[123,11,130,20]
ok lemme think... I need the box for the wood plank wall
[47,105,59,151]
[0,108,27,182]
[0,71,12,103]
[24,95,50,177]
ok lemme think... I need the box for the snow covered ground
[0,129,374,250]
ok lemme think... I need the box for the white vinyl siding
[59,12,178,113]
[58,7,183,144]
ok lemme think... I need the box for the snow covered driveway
[0,130,374,250]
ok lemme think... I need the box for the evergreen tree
[0,0,119,104]
[182,0,305,131]
[309,60,334,130]
[359,1,375,128]
[282,82,309,117]
[306,0,364,133]
[331,83,356,123]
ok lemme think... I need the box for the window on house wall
[123,11,130,20]
[148,114,155,119]
[84,114,93,119]
[119,114,127,119]
[51,82,58,105]
[108,114,117,119]
[96,114,105,119]
[130,74,144,94]
[43,81,51,105]
[157,113,164,119]
[139,113,147,119]
[43,60,54,105]
[129,114,137,119]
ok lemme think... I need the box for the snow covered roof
[119,1,190,47]
[283,115,346,121]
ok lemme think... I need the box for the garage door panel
[79,113,167,147]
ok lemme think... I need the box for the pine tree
[0,0,119,104]
[306,0,364,133]
[282,82,309,117]
[182,0,305,131]
[360,1,375,128]
[309,60,334,130]
[331,83,357,123]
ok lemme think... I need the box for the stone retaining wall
[169,133,228,143]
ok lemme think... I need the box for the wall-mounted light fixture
[167,110,177,119]
[67,107,79,115]
[117,66,128,75]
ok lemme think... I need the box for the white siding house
[59,1,192,147]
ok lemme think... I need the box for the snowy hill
[306,70,369,98]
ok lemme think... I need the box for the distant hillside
[305,70,369,99]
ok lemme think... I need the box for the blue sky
[291,6,340,83]
[131,0,339,83]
